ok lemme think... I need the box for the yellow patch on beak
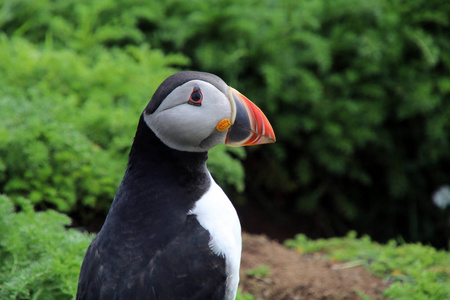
[216,118,231,131]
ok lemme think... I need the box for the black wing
[76,215,227,300]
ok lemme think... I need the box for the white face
[143,80,232,152]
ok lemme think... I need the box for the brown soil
[239,233,389,300]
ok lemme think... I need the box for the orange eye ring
[188,85,203,106]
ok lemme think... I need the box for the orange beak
[225,87,276,146]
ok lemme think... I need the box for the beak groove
[225,87,276,146]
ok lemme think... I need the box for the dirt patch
[240,233,389,299]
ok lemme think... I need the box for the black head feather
[144,71,228,115]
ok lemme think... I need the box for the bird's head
[143,71,275,152]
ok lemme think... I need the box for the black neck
[108,115,211,224]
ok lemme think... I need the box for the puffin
[76,71,275,300]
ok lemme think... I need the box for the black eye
[191,91,202,101]
[188,85,203,106]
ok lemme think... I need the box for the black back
[76,115,227,299]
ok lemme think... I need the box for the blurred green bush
[144,0,450,247]
[0,1,244,223]
[0,33,185,215]
[0,0,449,247]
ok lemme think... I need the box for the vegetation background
[0,0,449,299]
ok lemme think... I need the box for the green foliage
[4,0,449,247]
[1,0,449,298]
[0,194,93,299]
[246,264,271,279]
[235,289,254,300]
[0,0,160,51]
[285,231,450,299]
[0,33,186,213]
[209,144,246,192]
[0,0,246,216]
[145,0,450,247]
[0,94,120,212]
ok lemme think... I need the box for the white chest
[188,173,242,300]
